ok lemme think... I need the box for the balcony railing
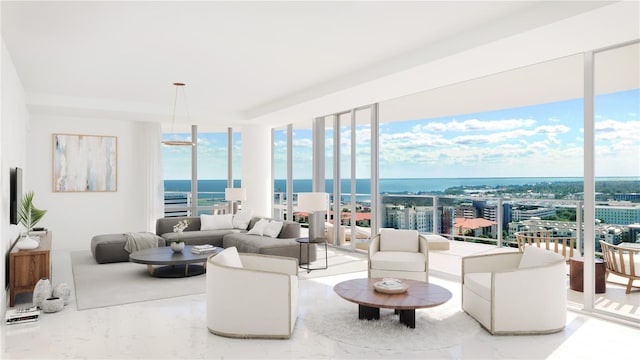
[270,192,636,253]
[164,190,634,252]
[164,191,227,217]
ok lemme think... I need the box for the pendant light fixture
[161,82,194,146]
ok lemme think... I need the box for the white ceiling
[1,1,615,129]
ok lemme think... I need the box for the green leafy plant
[18,191,47,232]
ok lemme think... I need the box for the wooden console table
[9,232,52,307]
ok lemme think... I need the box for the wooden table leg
[399,309,416,328]
[146,264,155,276]
[359,305,380,320]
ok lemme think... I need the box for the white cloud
[535,125,571,134]
[415,118,536,132]
[292,138,312,147]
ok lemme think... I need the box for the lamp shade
[297,192,328,212]
[225,188,246,201]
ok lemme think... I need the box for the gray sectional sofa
[91,215,316,265]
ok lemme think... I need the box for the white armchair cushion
[370,251,426,272]
[232,209,253,230]
[518,245,564,269]
[212,247,243,268]
[379,228,419,252]
[201,214,234,230]
[463,272,491,300]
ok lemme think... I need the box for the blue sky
[162,132,242,180]
[166,89,639,180]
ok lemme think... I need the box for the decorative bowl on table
[373,278,409,294]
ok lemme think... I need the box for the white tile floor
[1,248,639,359]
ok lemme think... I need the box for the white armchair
[368,228,428,282]
[462,246,567,335]
[206,247,298,339]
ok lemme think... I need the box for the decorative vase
[171,241,185,253]
[32,278,52,308]
[16,235,40,250]
[41,297,64,313]
[52,283,72,305]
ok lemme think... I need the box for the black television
[10,167,22,225]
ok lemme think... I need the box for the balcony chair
[599,240,639,294]
[368,228,428,282]
[462,245,567,335]
[515,230,575,261]
[206,247,298,339]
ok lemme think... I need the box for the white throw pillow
[247,218,270,236]
[518,245,564,269]
[232,208,253,230]
[379,228,419,252]
[200,214,234,230]
[213,247,243,268]
[263,220,284,238]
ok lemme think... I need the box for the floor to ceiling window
[272,121,313,221]
[592,42,640,322]
[162,129,194,217]
[162,127,240,216]
[378,53,586,245]
[319,107,377,249]
[273,126,288,219]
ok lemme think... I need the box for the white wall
[1,40,29,309]
[26,115,155,251]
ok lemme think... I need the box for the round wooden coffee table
[129,246,221,278]
[333,278,452,328]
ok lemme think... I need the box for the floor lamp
[298,192,329,241]
[225,188,246,214]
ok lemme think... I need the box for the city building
[595,204,640,225]
[512,205,557,221]
[454,217,497,238]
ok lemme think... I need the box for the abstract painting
[52,134,117,192]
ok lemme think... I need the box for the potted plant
[171,219,190,253]
[16,191,47,250]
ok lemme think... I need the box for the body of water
[165,177,637,195]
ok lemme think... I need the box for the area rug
[71,251,205,310]
[301,280,481,351]
[71,247,366,310]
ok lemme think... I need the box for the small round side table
[569,257,606,293]
[296,237,328,273]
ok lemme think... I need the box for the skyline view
[164,89,639,181]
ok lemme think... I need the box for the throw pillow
[247,218,270,236]
[200,214,234,230]
[263,220,284,238]
[213,247,243,268]
[232,208,253,230]
[518,245,564,269]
